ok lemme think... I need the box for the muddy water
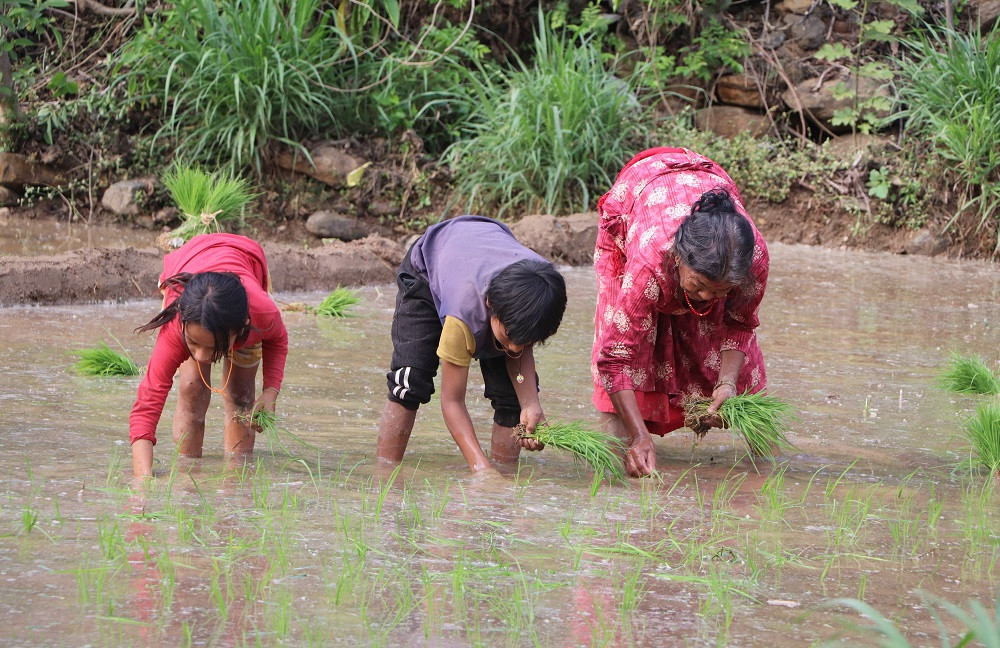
[0,218,156,256]
[1,243,999,646]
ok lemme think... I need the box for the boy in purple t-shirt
[376,215,568,472]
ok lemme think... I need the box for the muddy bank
[0,235,405,306]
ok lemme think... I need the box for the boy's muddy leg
[173,358,212,457]
[223,360,259,457]
[490,422,521,463]
[377,401,416,462]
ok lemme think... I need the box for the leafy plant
[72,341,142,377]
[315,287,361,317]
[445,12,651,216]
[121,0,359,174]
[162,165,256,244]
[516,420,626,484]
[675,20,751,82]
[895,24,1000,252]
[684,392,797,461]
[938,353,1000,395]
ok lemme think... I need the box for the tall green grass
[72,341,142,377]
[122,0,357,174]
[444,12,650,217]
[938,352,1000,395]
[964,403,1000,475]
[162,165,256,243]
[896,24,1000,251]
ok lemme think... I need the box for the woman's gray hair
[673,189,755,284]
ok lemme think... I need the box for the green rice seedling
[963,403,1000,475]
[515,420,626,487]
[314,286,362,318]
[938,353,1000,395]
[162,165,256,244]
[21,505,38,534]
[72,341,141,377]
[684,393,796,463]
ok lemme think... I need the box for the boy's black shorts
[386,245,529,428]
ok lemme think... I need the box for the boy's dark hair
[136,272,252,362]
[487,259,567,346]
[673,189,755,285]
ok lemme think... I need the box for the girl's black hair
[487,259,567,346]
[136,272,251,362]
[673,189,755,284]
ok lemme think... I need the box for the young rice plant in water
[162,165,255,244]
[938,353,1000,395]
[684,393,796,460]
[315,287,361,317]
[964,403,1000,476]
[517,421,626,484]
[72,342,141,376]
[445,12,650,217]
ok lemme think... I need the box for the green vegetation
[72,341,141,377]
[938,353,1000,395]
[516,420,626,485]
[684,392,797,460]
[445,14,650,216]
[963,403,1000,475]
[162,165,256,244]
[315,287,362,318]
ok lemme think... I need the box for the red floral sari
[591,147,769,435]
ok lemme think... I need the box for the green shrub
[896,24,1000,251]
[445,13,651,217]
[121,0,357,174]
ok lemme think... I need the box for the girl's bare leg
[490,422,521,464]
[376,400,416,462]
[173,358,212,457]
[223,360,259,458]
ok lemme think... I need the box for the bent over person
[592,147,770,477]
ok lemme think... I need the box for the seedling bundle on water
[684,392,797,463]
[938,353,1000,395]
[315,287,361,317]
[963,402,1000,476]
[72,342,141,377]
[516,421,626,491]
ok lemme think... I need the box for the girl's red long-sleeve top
[129,234,288,445]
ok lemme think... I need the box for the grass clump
[445,12,650,217]
[517,421,626,486]
[162,165,256,245]
[73,342,142,377]
[964,403,1000,475]
[315,287,361,318]
[684,392,796,461]
[938,353,1000,395]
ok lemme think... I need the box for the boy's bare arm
[507,348,545,450]
[440,360,490,472]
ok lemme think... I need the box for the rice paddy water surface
[1,242,999,646]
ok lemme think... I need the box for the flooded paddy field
[1,242,999,646]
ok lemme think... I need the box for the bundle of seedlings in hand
[161,165,256,247]
[963,402,1000,476]
[315,287,361,317]
[72,341,141,377]
[238,408,315,456]
[684,392,796,460]
[938,352,1000,395]
[516,421,626,484]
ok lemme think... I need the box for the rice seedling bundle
[964,402,1000,474]
[684,393,796,459]
[239,409,316,456]
[516,421,626,483]
[73,342,142,376]
[315,287,361,317]
[938,353,1000,395]
[162,165,256,245]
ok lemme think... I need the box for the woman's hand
[518,401,546,451]
[625,433,656,477]
[698,382,737,434]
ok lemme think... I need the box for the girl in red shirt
[129,234,288,478]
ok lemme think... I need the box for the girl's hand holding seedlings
[518,401,546,451]
[255,386,279,414]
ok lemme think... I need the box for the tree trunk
[0,32,19,151]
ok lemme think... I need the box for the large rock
[824,133,893,166]
[978,0,1000,28]
[782,75,891,133]
[101,178,154,216]
[783,12,827,50]
[776,0,816,14]
[693,105,772,139]
[305,210,369,241]
[904,228,950,256]
[0,185,18,206]
[510,213,598,265]
[716,73,771,109]
[0,152,65,188]
[274,142,368,188]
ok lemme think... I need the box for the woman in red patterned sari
[592,147,769,477]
